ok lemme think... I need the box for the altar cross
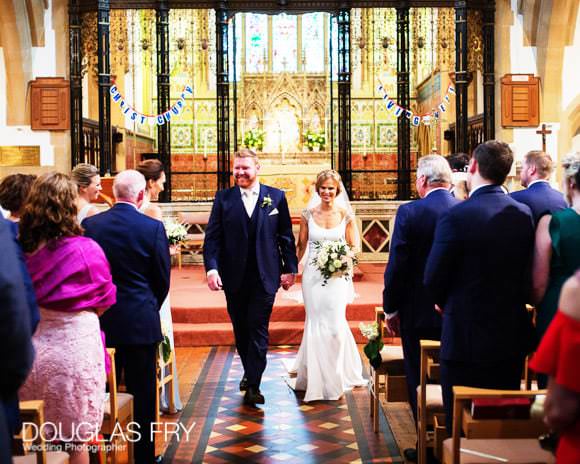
[536,123,552,153]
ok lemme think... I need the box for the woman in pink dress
[19,172,116,464]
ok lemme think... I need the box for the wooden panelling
[30,77,70,131]
[501,74,540,128]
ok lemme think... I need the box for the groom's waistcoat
[245,200,259,275]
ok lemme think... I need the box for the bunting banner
[377,81,456,127]
[109,85,193,126]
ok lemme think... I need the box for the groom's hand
[207,272,223,291]
[280,273,296,290]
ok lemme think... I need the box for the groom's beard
[235,175,256,188]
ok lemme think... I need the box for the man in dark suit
[0,217,34,464]
[383,155,459,460]
[425,140,536,431]
[204,149,298,406]
[511,150,567,224]
[83,170,170,464]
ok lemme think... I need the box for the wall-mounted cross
[536,123,552,153]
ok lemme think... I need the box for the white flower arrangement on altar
[163,219,188,246]
[311,239,358,285]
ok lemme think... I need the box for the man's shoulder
[261,184,284,197]
[510,188,530,201]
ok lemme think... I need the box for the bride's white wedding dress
[291,209,367,402]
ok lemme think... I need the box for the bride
[291,169,367,402]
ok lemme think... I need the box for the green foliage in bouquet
[359,322,384,369]
[303,129,326,151]
[311,239,358,285]
[243,128,265,151]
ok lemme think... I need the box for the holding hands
[280,273,296,290]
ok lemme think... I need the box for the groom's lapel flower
[261,194,273,209]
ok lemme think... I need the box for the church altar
[257,151,331,210]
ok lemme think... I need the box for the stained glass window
[302,13,325,73]
[272,14,297,73]
[245,13,268,73]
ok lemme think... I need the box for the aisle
[162,346,403,463]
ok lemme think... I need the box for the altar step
[258,151,330,165]
[169,264,384,347]
[174,320,371,347]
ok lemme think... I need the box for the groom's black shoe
[239,377,249,391]
[243,386,265,405]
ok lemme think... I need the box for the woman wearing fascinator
[290,169,367,402]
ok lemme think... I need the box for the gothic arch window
[272,14,298,73]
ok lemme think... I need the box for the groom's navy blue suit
[204,184,298,388]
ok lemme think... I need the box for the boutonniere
[261,195,273,208]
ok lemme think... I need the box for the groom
[204,149,298,405]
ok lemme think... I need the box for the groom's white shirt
[207,181,261,277]
[240,182,260,217]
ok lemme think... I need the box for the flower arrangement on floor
[243,128,265,151]
[311,239,358,285]
[303,129,326,152]
[359,321,384,369]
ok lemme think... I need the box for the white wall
[561,6,580,112]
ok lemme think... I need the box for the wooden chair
[443,386,554,464]
[176,212,210,267]
[368,307,407,433]
[100,348,135,464]
[418,340,446,464]
[13,400,70,464]
[156,346,177,423]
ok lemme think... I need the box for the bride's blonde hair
[315,169,342,195]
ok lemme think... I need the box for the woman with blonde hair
[291,169,367,402]
[71,163,101,223]
[19,172,116,464]
[532,152,580,387]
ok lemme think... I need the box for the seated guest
[530,270,580,464]
[425,140,536,432]
[0,174,36,222]
[532,152,580,387]
[383,155,459,461]
[511,150,567,225]
[446,153,470,200]
[0,217,34,464]
[71,163,102,223]
[136,159,182,413]
[19,173,116,464]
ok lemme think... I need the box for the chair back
[104,348,118,427]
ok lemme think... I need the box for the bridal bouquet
[311,239,358,285]
[163,218,188,246]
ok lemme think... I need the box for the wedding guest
[71,163,102,223]
[0,217,34,464]
[532,152,580,387]
[0,174,36,222]
[383,155,459,461]
[136,159,182,413]
[446,153,469,200]
[511,150,567,225]
[425,140,536,432]
[530,270,580,464]
[19,172,116,464]
[83,170,170,464]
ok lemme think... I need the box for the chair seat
[374,345,405,375]
[417,384,444,412]
[14,452,70,464]
[442,438,556,463]
[103,392,133,418]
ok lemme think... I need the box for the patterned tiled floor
[163,346,403,463]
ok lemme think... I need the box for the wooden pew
[443,387,554,464]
